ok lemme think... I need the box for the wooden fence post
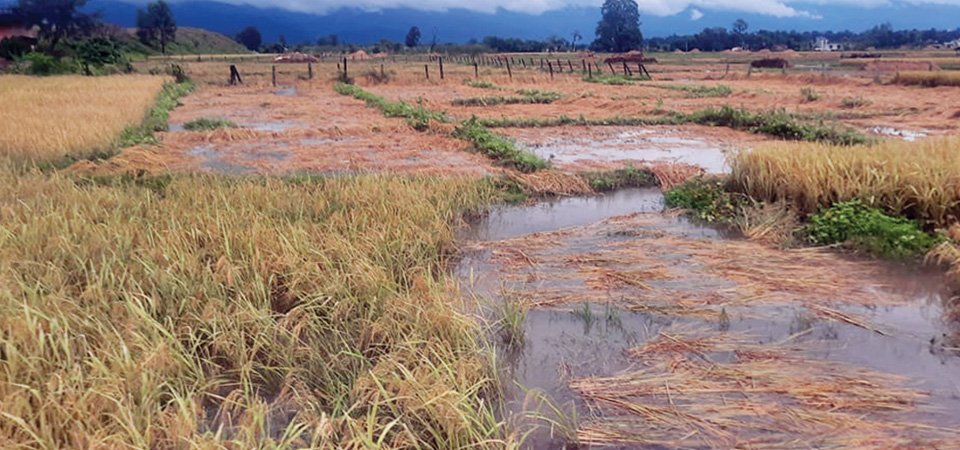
[439,57,444,80]
[474,61,479,78]
[548,62,554,80]
[308,62,313,79]
[506,59,512,79]
[425,64,430,80]
[568,60,573,72]
[272,65,277,87]
[229,65,243,85]
[582,59,587,73]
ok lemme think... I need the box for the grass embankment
[453,89,561,107]
[455,118,548,173]
[892,71,960,87]
[479,106,868,146]
[0,75,171,166]
[334,82,445,131]
[0,168,513,448]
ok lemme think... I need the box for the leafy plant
[801,87,821,102]
[840,96,870,109]
[806,200,941,259]
[665,178,743,223]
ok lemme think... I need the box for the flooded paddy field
[457,189,960,448]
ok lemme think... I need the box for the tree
[733,19,749,35]
[571,31,582,51]
[137,0,176,54]
[405,26,421,48]
[592,0,643,53]
[75,36,123,74]
[14,0,97,51]
[235,26,261,51]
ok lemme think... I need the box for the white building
[814,37,842,52]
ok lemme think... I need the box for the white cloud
[690,8,705,20]
[162,0,960,17]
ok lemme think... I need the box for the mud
[457,189,960,449]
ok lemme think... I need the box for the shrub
[840,96,870,109]
[806,201,941,259]
[665,178,743,223]
[21,52,76,76]
[801,87,821,102]
[751,58,791,69]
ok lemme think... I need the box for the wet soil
[457,189,960,449]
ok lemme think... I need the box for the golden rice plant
[730,137,960,227]
[892,71,960,87]
[0,167,514,448]
[0,75,167,164]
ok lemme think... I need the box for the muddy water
[457,189,960,448]
[517,130,730,174]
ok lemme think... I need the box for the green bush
[21,52,76,76]
[806,200,941,259]
[0,36,32,60]
[665,178,742,223]
[686,106,869,146]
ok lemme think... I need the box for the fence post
[548,62,554,80]
[425,64,430,80]
[229,65,243,85]
[439,57,444,80]
[343,57,348,79]
[272,65,277,87]
[506,59,512,79]
[568,60,573,72]
[308,62,313,79]
[582,59,587,73]
[587,64,592,78]
[474,61,479,78]
[381,63,385,79]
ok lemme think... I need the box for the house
[814,37,842,52]
[0,10,37,41]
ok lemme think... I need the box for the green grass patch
[452,89,561,107]
[806,200,941,259]
[684,106,870,146]
[581,166,657,192]
[665,178,744,223]
[334,82,445,131]
[584,74,650,85]
[454,117,548,173]
[118,80,195,148]
[653,84,733,98]
[183,118,236,131]
[465,80,499,90]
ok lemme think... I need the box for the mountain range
[9,0,960,45]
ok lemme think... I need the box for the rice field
[0,75,167,165]
[730,137,960,227]
[892,71,960,87]
[0,167,511,448]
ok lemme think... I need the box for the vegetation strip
[479,106,869,146]
[452,89,561,107]
[182,117,236,131]
[454,118,549,173]
[334,82,445,131]
[118,80,195,148]
[651,84,733,98]
[335,83,548,172]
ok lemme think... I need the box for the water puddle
[239,121,300,132]
[187,146,253,174]
[274,86,297,97]
[518,130,730,173]
[872,126,928,141]
[457,189,960,448]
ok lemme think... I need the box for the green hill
[122,27,250,55]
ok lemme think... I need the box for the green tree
[14,0,97,51]
[592,0,643,52]
[136,0,177,54]
[75,36,123,74]
[405,26,421,48]
[235,26,261,51]
[733,19,749,35]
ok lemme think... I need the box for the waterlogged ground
[457,189,960,449]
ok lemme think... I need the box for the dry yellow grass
[0,75,167,164]
[730,137,960,227]
[893,71,960,87]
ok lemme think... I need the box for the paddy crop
[0,168,514,448]
[892,71,960,87]
[0,75,169,166]
[731,136,960,228]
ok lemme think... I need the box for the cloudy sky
[171,0,960,16]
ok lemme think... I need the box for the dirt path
[457,188,960,449]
